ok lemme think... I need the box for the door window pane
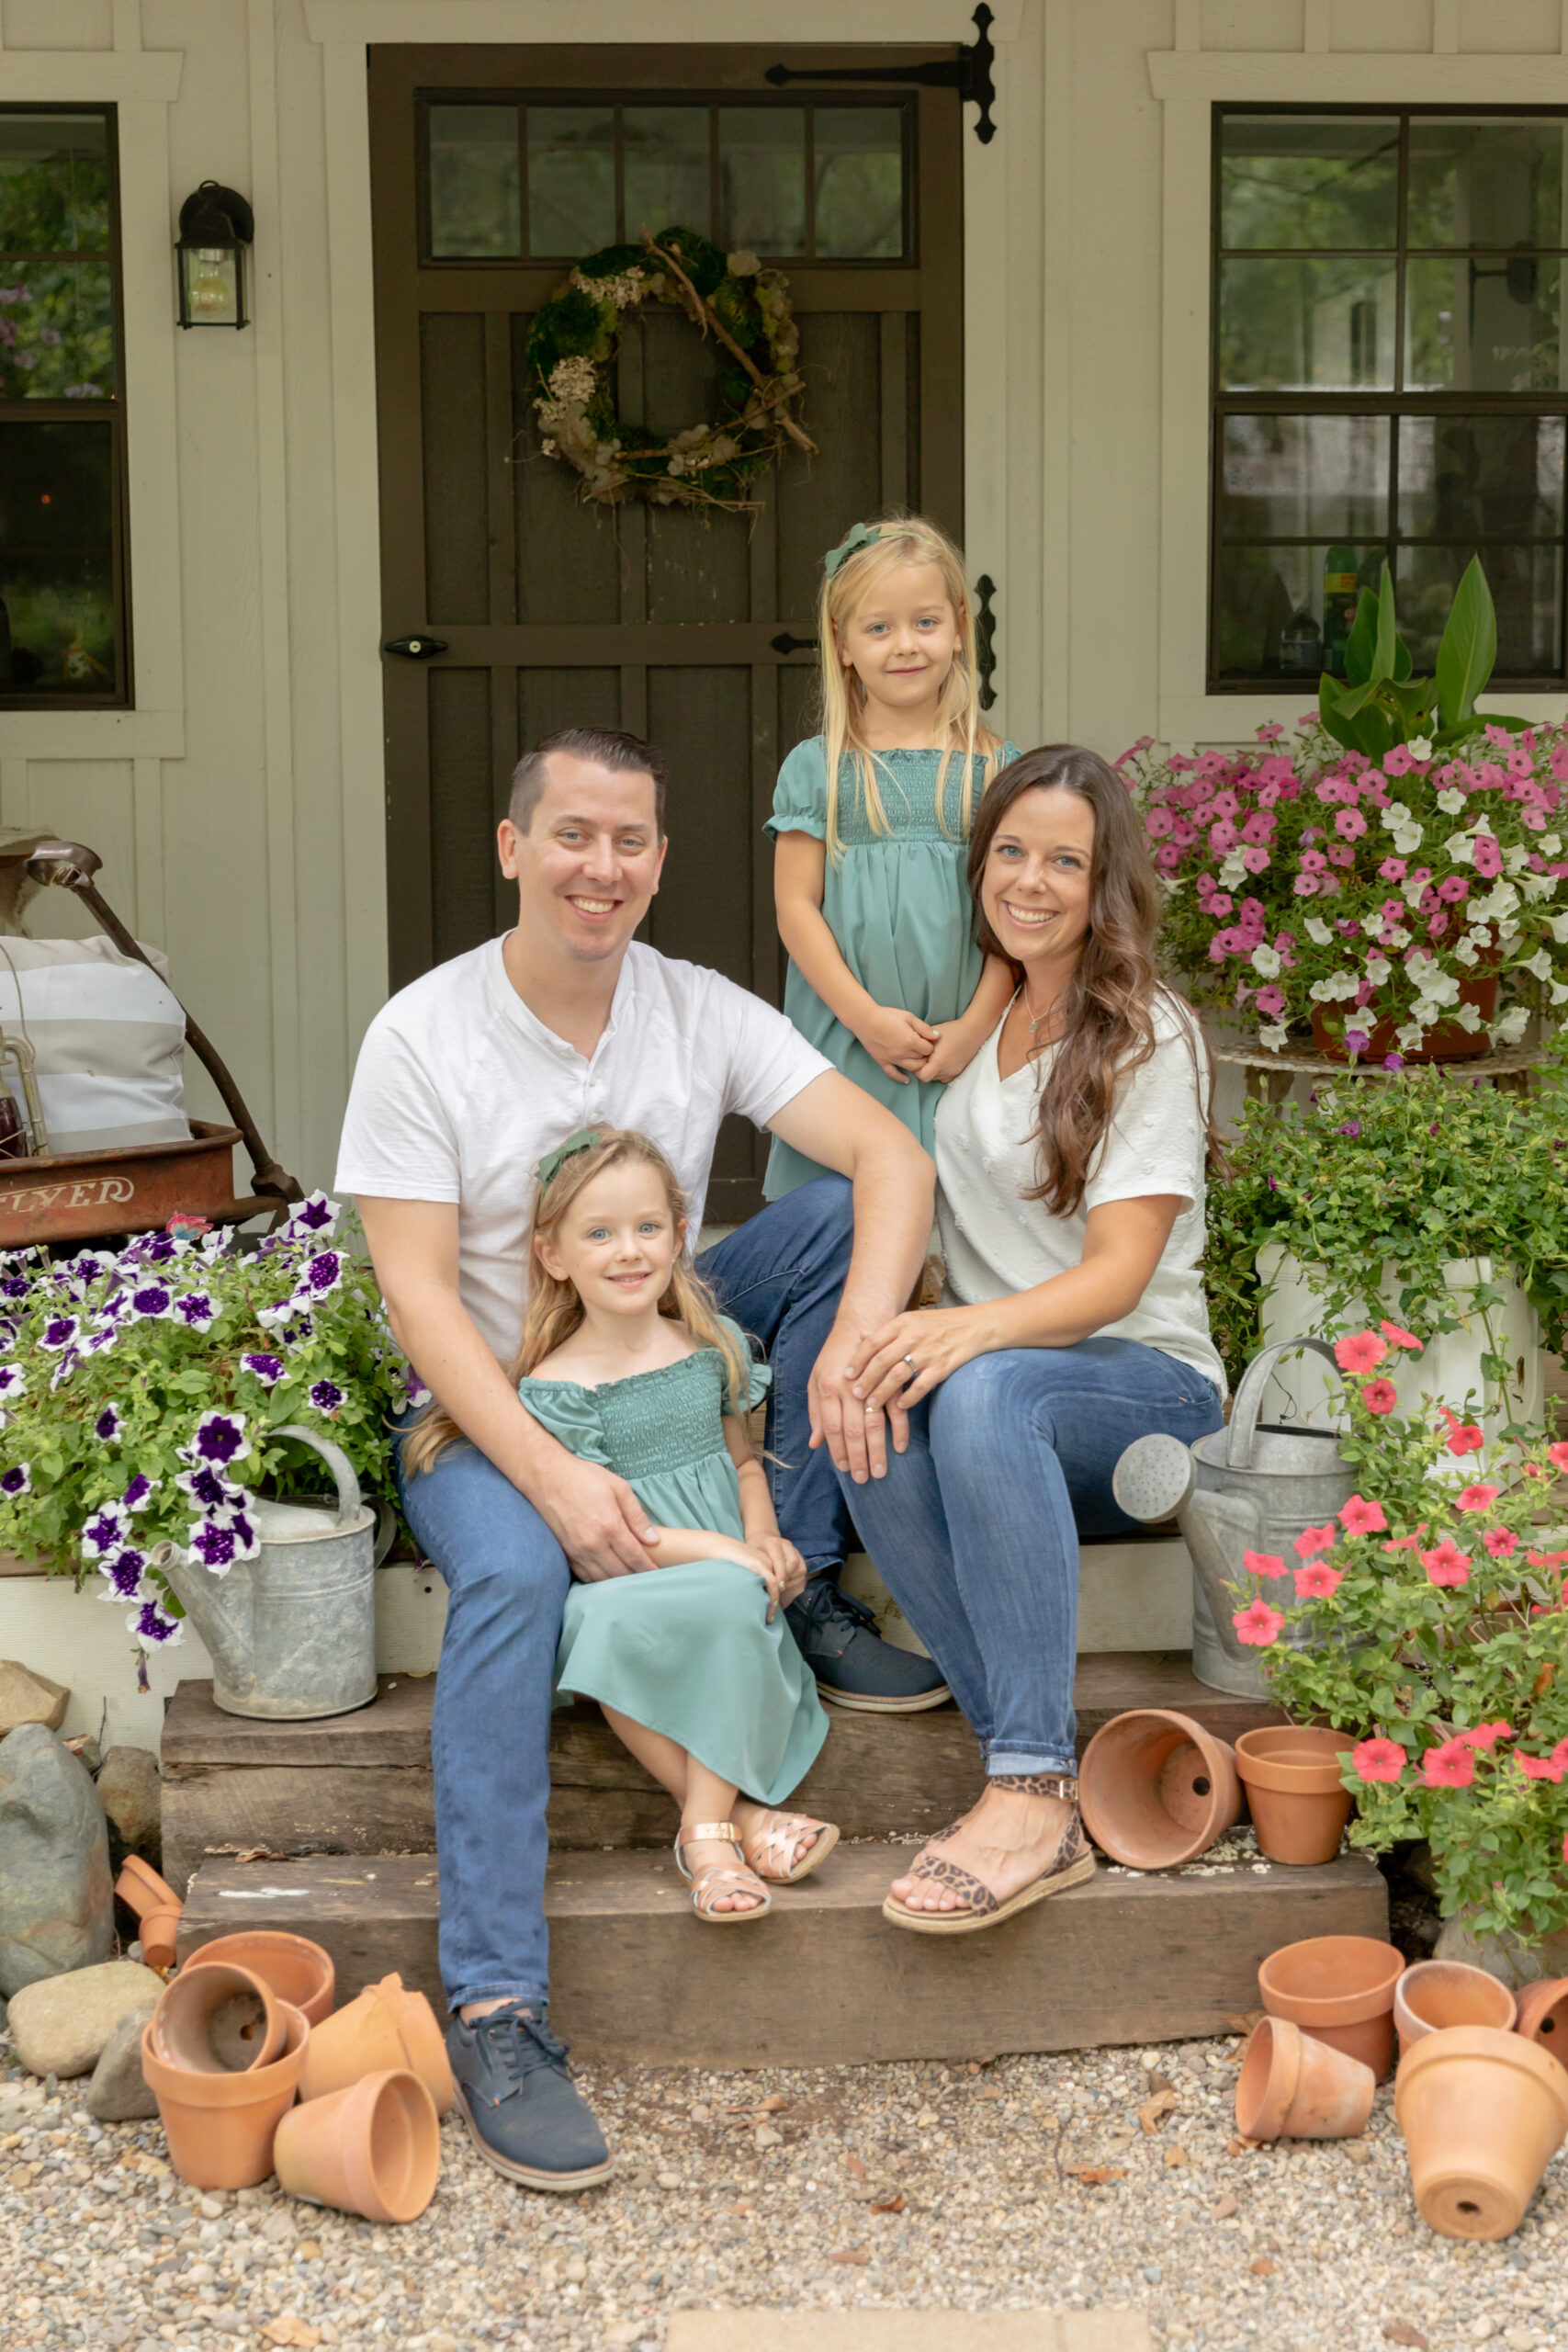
[1406,254,1564,391]
[1399,538,1562,676]
[1407,118,1568,252]
[0,419,116,694]
[1219,116,1398,252]
[814,108,905,259]
[719,108,806,257]
[1219,258,1396,390]
[0,259,113,400]
[525,107,614,258]
[1218,413,1390,540]
[1396,413,1565,541]
[428,105,519,258]
[0,112,109,254]
[1214,541,1385,682]
[624,107,710,242]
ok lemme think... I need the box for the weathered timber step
[159,1659,1286,1894]
[175,1846,1388,2067]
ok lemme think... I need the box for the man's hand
[808,1316,899,1484]
[749,1532,808,1609]
[853,1004,939,1085]
[918,1017,987,1085]
[536,1455,659,1582]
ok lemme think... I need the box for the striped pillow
[0,936,189,1156]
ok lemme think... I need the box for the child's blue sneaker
[446,2001,614,2192]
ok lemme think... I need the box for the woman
[839,742,1226,1934]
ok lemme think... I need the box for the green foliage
[1318,558,1527,759]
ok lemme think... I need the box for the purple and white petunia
[309,1380,344,1418]
[225,1507,258,1555]
[288,1192,340,1238]
[176,1462,240,1512]
[80,1501,130,1555]
[127,1595,182,1645]
[187,1513,258,1573]
[121,1472,158,1514]
[0,1463,30,1498]
[174,1291,217,1331]
[85,1326,119,1357]
[96,1546,146,1601]
[254,1296,296,1331]
[39,1314,79,1352]
[296,1250,344,1302]
[69,1254,108,1285]
[183,1409,247,1467]
[403,1366,432,1412]
[96,1289,131,1324]
[240,1351,284,1387]
[50,1348,80,1391]
[93,1404,121,1442]
[281,1314,314,1351]
[0,1363,27,1400]
[0,1273,29,1302]
[129,1283,175,1321]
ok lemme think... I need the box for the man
[337,725,940,2191]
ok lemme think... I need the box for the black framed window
[0,106,127,707]
[1211,108,1568,692]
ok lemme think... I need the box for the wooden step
[175,1845,1387,2067]
[160,1657,1285,1894]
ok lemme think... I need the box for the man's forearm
[838,1132,933,1334]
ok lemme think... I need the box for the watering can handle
[271,1423,364,1530]
[1224,1337,1345,1471]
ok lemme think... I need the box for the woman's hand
[918,1018,986,1085]
[853,1004,939,1085]
[847,1306,988,1413]
[748,1532,808,1610]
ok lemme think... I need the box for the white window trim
[1149,43,1568,745]
[0,46,185,758]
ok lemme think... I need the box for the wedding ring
[902,1352,918,1371]
[863,1404,877,1416]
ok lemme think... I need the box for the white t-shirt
[933,993,1227,1397]
[335,938,831,1363]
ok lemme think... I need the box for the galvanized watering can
[1112,1339,1357,1699]
[152,1424,389,1720]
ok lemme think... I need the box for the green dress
[518,1326,828,1806]
[763,734,1021,1197]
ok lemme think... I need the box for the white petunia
[1547,914,1568,943]
[1452,1001,1484,1031]
[1392,825,1424,856]
[1437,789,1466,815]
[1455,933,1481,966]
[1381,801,1412,831]
[1551,980,1568,1005]
[1519,874,1555,899]
[1395,1021,1427,1052]
[1218,852,1248,890]
[1258,1023,1289,1053]
[1249,944,1282,978]
[1407,736,1434,762]
[1445,831,1475,864]
[1524,948,1554,982]
[1492,1006,1531,1046]
[1364,956,1392,986]
[1304,916,1334,946]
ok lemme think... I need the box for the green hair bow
[534,1128,604,1189]
[823,521,885,578]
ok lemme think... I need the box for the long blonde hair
[400,1128,751,1477]
[818,512,1005,859]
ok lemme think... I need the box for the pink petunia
[1335,807,1369,840]
[1362,1379,1399,1415]
[1483,1527,1518,1559]
[1352,1736,1405,1785]
[1459,1720,1514,1750]
[1561,1831,1568,1868]
[1339,1495,1387,1536]
[1553,1738,1568,1773]
[1456,1484,1501,1513]
[1243,1548,1290,1581]
[1439,1408,1485,1457]
[1233,1597,1286,1648]
[1422,1539,1473,1589]
[1516,1751,1566,1782]
[1380,1320,1423,1352]
[1334,1330,1387,1374]
[1294,1521,1337,1558]
[1294,1559,1343,1600]
[1549,1441,1568,1473]
[1421,1736,1477,1789]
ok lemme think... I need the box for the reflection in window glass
[526,107,614,258]
[815,108,904,258]
[1400,538,1562,675]
[428,105,519,258]
[1407,118,1568,253]
[0,112,109,254]
[1219,258,1396,390]
[624,107,709,242]
[719,109,806,257]
[1219,116,1398,252]
[0,420,115,694]
[1218,414,1389,541]
[1214,542,1383,682]
[1406,254,1564,391]
[1396,413,1565,542]
[0,114,114,397]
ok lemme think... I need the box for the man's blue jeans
[394,1176,855,2010]
[837,1338,1224,1777]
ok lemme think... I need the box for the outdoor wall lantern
[175,181,254,329]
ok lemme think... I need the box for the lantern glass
[178,243,242,328]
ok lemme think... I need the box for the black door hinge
[765,6,998,145]
[975,574,998,711]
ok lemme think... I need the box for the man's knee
[779,1173,854,1274]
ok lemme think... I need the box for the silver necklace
[1021,983,1053,1037]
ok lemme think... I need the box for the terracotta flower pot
[1395,1960,1517,2055]
[116,1855,183,1921]
[1234,1725,1353,1866]
[1395,2025,1568,2240]
[274,2068,440,2222]
[1235,2016,1375,2142]
[151,1961,287,2075]
[1078,1708,1244,1870]
[138,1905,183,1974]
[1311,965,1498,1065]
[183,1931,335,2028]
[1259,1933,1405,2081]
[141,1998,309,2190]
[1514,1977,1568,2054]
[299,1973,454,2115]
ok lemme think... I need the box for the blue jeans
[837,1338,1224,1777]
[396,1175,856,2010]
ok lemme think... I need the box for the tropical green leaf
[1371,560,1398,684]
[1435,555,1497,731]
[1342,587,1379,687]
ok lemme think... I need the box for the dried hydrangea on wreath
[0,1197,423,1662]
[526,225,816,514]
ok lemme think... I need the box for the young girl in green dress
[765,513,1021,1199]
[491,1125,834,1924]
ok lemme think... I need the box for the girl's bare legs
[600,1706,762,1913]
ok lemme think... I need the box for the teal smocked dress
[519,1325,828,1805]
[763,734,1021,1198]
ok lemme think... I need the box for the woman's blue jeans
[838,1338,1224,1777]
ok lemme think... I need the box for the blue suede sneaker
[785,1575,952,1713]
[446,2001,614,2192]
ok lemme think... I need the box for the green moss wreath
[525,226,816,514]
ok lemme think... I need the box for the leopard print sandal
[882,1773,1096,1936]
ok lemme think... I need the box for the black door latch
[383,635,448,659]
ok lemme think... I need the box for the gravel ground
[3,2026,1565,2352]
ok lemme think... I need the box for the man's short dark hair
[508,728,668,835]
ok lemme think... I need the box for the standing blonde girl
[764,514,1021,1199]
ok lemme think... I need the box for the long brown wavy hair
[400,1128,750,1476]
[967,743,1213,1216]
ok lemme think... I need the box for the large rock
[0,1658,67,1736]
[0,1723,114,1995]
[96,1746,162,1869]
[7,1960,164,2078]
[85,2001,159,2119]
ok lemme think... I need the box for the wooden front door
[368,42,964,1216]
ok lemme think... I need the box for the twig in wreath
[641,229,818,458]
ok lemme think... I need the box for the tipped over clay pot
[1396,2025,1568,2240]
[1234,1725,1353,1865]
[1395,1960,1517,2055]
[299,1973,454,2114]
[274,2067,440,2222]
[1078,1708,1244,1870]
[138,1906,183,1973]
[141,1998,309,2189]
[1235,2016,1375,2142]
[151,1961,286,2075]
[1258,1934,1405,2081]
[1514,1978,1568,2055]
[184,1931,335,2028]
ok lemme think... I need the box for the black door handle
[771,632,818,655]
[384,635,448,659]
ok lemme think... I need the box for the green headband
[823,521,885,577]
[534,1128,605,1190]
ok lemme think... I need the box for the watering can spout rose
[1112,1339,1358,1699]
[154,1423,392,1721]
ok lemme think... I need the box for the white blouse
[933,993,1227,1397]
